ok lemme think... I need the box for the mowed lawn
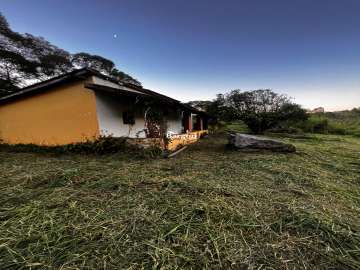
[0,133,359,269]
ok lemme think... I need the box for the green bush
[313,118,329,134]
[295,115,348,135]
[296,117,328,134]
[327,124,347,135]
[0,136,162,156]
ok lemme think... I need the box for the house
[0,68,208,150]
[309,107,325,114]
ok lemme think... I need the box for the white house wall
[95,92,147,138]
[166,111,183,135]
[94,91,183,138]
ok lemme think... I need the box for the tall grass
[296,112,360,136]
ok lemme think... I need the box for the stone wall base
[125,130,208,151]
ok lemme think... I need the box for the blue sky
[1,0,359,110]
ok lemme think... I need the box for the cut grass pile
[0,133,359,269]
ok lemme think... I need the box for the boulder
[228,133,296,152]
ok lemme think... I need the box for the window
[122,111,135,125]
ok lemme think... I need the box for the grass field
[1,133,359,269]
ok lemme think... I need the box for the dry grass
[0,133,359,269]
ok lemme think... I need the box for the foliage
[0,15,71,90]
[188,95,236,122]
[279,103,308,123]
[324,108,360,137]
[186,100,214,113]
[142,101,171,149]
[0,48,38,90]
[23,34,73,78]
[229,107,360,137]
[110,68,141,86]
[298,116,330,134]
[189,90,308,134]
[70,53,141,86]
[37,53,72,77]
[0,12,141,97]
[207,94,238,121]
[295,110,360,136]
[0,78,19,96]
[71,52,115,74]
[0,136,162,156]
[0,133,359,269]
[201,89,308,134]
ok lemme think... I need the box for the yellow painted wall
[167,130,208,150]
[0,81,100,145]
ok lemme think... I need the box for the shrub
[327,125,347,135]
[296,115,348,135]
[313,119,329,134]
[0,136,162,156]
[296,117,329,134]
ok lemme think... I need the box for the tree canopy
[0,12,141,97]
[189,89,308,134]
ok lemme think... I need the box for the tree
[110,68,141,87]
[187,96,237,121]
[210,89,307,134]
[38,54,72,77]
[71,53,115,74]
[71,53,142,86]
[187,100,213,111]
[24,34,72,77]
[0,13,39,95]
[0,49,38,92]
[0,12,141,97]
[351,107,360,114]
[0,79,19,96]
[279,103,308,123]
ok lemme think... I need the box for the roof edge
[0,68,209,116]
[0,68,94,104]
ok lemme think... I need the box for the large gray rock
[228,133,296,152]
